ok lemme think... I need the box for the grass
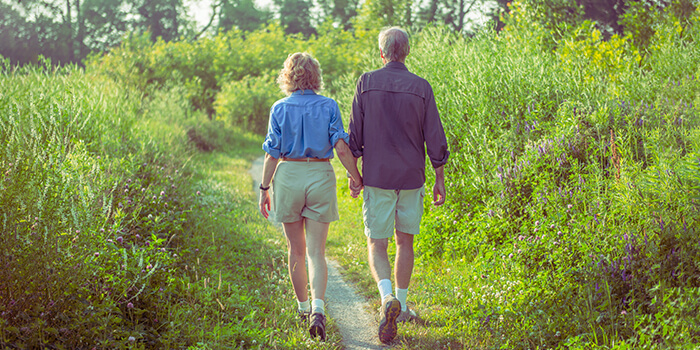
[3,5,700,349]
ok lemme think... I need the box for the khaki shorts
[271,161,338,223]
[362,185,425,239]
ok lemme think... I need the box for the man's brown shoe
[378,295,401,344]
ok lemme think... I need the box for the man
[347,26,449,344]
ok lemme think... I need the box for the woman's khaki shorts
[271,161,338,223]
[362,185,425,239]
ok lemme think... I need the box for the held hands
[259,190,271,218]
[348,177,363,198]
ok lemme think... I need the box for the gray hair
[378,27,410,62]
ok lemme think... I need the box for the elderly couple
[258,26,449,344]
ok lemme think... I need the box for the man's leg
[282,220,309,308]
[368,236,401,343]
[394,230,414,289]
[367,237,391,284]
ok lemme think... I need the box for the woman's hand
[259,190,271,218]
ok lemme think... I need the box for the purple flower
[196,191,201,195]
[94,252,100,257]
[127,302,134,309]
[160,191,165,196]
[135,234,141,239]
[128,336,136,342]
[116,236,123,244]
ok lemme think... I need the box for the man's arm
[432,165,446,206]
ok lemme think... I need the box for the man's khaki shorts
[272,161,339,223]
[362,185,425,239]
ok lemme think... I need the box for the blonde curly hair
[277,52,324,95]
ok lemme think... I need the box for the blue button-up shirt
[263,90,349,159]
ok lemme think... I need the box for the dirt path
[249,156,386,349]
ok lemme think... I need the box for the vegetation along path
[249,156,387,349]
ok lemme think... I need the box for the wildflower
[128,336,136,342]
[508,253,513,258]
[196,191,201,195]
[160,191,165,196]
[94,252,100,257]
[135,234,141,239]
[621,310,627,315]
[116,236,123,244]
[567,204,573,209]
[127,302,134,309]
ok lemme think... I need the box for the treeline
[3,0,696,66]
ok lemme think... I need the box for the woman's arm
[335,139,361,185]
[259,153,279,218]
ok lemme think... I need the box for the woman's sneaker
[378,294,401,344]
[309,312,326,341]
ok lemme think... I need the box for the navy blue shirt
[349,62,449,190]
[263,90,349,159]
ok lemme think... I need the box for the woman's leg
[304,218,329,301]
[282,220,308,303]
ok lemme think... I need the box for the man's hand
[349,178,363,198]
[432,165,446,206]
[259,190,271,218]
[432,181,445,206]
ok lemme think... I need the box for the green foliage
[377,9,698,347]
[0,64,191,348]
[215,74,283,135]
[89,22,370,123]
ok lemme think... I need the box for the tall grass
[332,12,700,349]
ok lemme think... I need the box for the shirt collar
[385,61,408,71]
[292,89,317,96]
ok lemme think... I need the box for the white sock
[396,288,408,312]
[378,279,393,301]
[298,299,310,313]
[311,299,325,315]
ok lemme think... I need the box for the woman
[258,52,362,341]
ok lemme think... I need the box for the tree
[275,0,315,35]
[315,0,359,29]
[131,0,184,41]
[218,0,271,32]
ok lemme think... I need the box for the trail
[249,156,387,349]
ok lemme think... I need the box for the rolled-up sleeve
[328,101,349,147]
[348,77,364,158]
[262,107,282,159]
[424,85,449,168]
